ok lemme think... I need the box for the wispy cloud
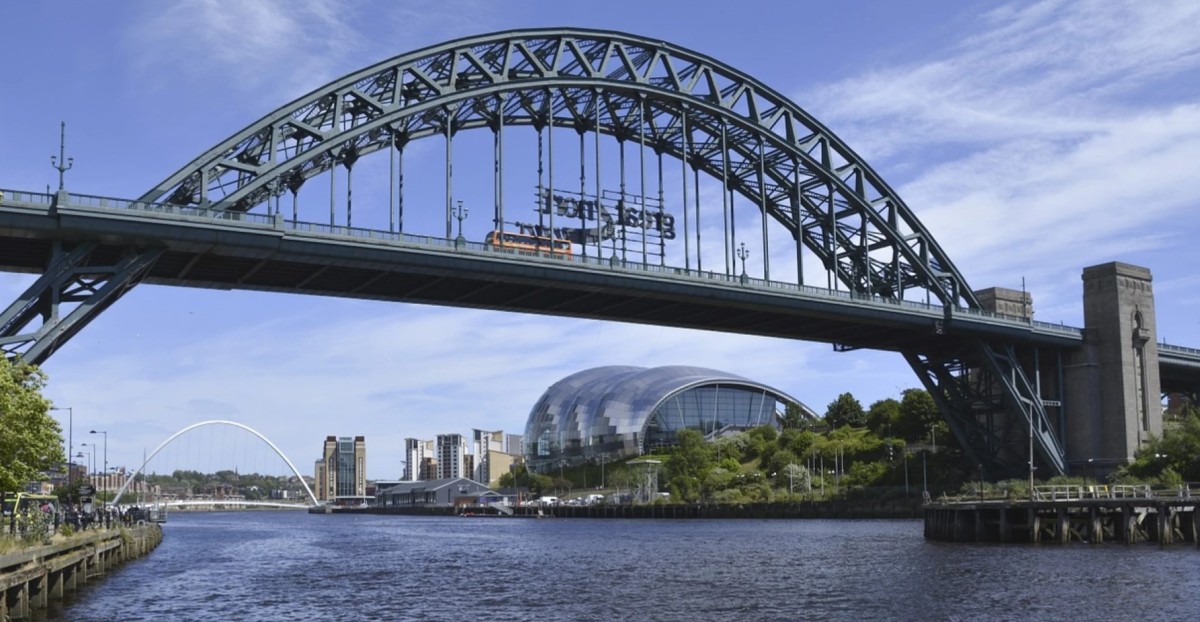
[806,0,1200,158]
[796,0,1200,312]
[127,0,360,98]
[47,300,845,478]
[125,0,499,101]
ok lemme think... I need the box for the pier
[924,485,1199,544]
[0,524,162,620]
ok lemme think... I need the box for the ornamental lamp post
[453,200,468,243]
[50,406,73,489]
[736,242,749,283]
[90,430,107,503]
[76,447,92,493]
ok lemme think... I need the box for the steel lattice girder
[904,341,1067,477]
[137,28,975,310]
[124,28,1069,476]
[0,241,163,365]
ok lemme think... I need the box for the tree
[498,465,530,489]
[1127,406,1200,481]
[780,402,808,429]
[665,429,715,502]
[0,358,63,492]
[777,463,811,494]
[897,388,942,442]
[777,428,814,459]
[866,398,901,437]
[824,392,866,429]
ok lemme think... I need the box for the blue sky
[2,0,1198,480]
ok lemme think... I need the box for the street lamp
[922,449,928,499]
[453,200,468,241]
[76,447,92,493]
[91,430,107,500]
[736,242,750,281]
[50,406,73,488]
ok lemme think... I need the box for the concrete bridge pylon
[1066,262,1161,476]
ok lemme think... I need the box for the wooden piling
[926,498,1197,546]
[1,524,162,620]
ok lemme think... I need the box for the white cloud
[46,297,867,479]
[792,0,1200,318]
[127,0,361,97]
[805,0,1200,159]
[125,0,499,101]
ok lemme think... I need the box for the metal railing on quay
[1026,483,1196,502]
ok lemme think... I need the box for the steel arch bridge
[142,28,974,308]
[110,420,320,508]
[8,28,1192,478]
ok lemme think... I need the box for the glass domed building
[523,365,814,473]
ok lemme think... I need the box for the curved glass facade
[523,366,813,472]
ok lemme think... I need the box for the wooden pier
[0,524,162,620]
[925,486,1199,545]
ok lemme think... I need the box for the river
[45,511,1200,621]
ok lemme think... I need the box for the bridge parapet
[1,186,1086,347]
[1160,343,1200,357]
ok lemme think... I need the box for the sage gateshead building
[523,366,815,473]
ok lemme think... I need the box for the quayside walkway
[0,524,162,620]
[925,485,1200,545]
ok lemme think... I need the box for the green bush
[16,509,52,545]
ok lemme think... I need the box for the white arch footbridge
[110,419,320,507]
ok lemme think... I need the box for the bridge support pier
[1065,263,1161,477]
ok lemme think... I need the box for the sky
[1,0,1198,481]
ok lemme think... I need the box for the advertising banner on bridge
[506,187,675,254]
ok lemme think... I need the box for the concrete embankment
[0,524,162,620]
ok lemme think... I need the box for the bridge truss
[3,28,1072,478]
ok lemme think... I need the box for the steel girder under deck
[0,240,163,365]
[905,338,1067,479]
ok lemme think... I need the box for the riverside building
[315,435,367,504]
[523,365,814,473]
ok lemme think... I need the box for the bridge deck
[0,189,1087,354]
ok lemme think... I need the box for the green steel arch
[138,27,975,309]
[127,28,1064,478]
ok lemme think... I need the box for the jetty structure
[924,485,1199,545]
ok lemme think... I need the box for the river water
[45,511,1199,621]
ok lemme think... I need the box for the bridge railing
[1160,343,1200,357]
[0,186,1087,338]
[64,191,279,226]
[0,189,53,204]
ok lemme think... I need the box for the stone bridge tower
[1066,262,1161,475]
